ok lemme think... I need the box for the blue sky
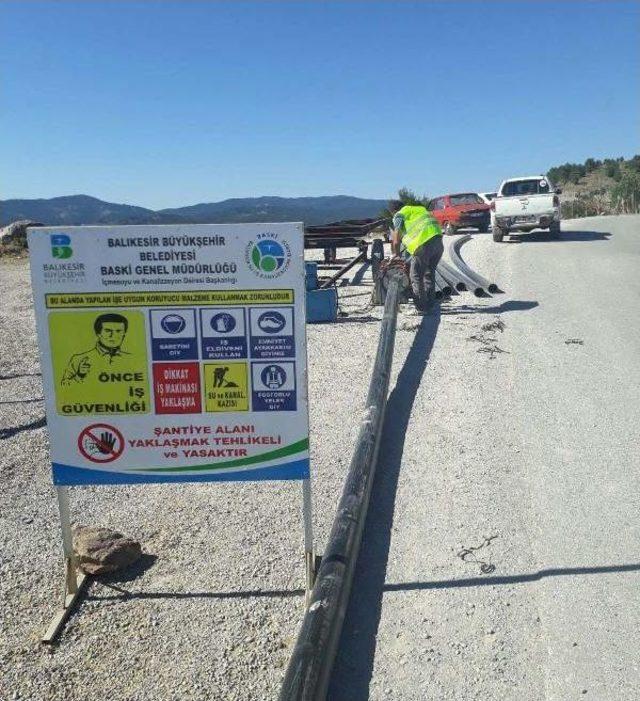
[2,0,638,209]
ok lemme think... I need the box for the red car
[427,193,491,235]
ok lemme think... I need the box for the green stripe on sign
[127,438,309,473]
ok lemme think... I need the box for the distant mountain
[0,194,387,227]
[159,195,388,225]
[0,195,183,227]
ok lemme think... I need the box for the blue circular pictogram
[257,311,286,334]
[210,312,236,333]
[161,314,186,334]
[260,364,286,389]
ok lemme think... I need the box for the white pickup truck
[491,175,561,242]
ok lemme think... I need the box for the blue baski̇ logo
[51,234,72,259]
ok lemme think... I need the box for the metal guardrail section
[278,274,402,701]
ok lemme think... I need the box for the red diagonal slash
[85,430,118,457]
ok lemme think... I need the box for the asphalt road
[330,216,640,700]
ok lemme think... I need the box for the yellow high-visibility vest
[397,205,441,254]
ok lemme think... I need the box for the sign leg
[42,487,88,643]
[57,486,78,595]
[302,478,315,606]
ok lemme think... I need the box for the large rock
[0,219,43,252]
[73,525,142,575]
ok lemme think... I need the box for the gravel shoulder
[1,249,383,701]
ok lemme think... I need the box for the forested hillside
[548,155,640,217]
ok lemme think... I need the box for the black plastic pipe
[449,234,499,293]
[278,273,402,701]
[438,259,486,297]
[437,260,466,290]
[434,269,453,296]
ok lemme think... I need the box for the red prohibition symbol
[78,423,125,463]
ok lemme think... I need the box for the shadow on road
[93,553,159,584]
[507,230,611,243]
[441,299,539,315]
[328,308,441,701]
[0,372,42,380]
[333,315,380,324]
[88,553,306,601]
[0,415,47,440]
[338,290,374,300]
[90,585,305,602]
[383,562,640,592]
[351,261,371,285]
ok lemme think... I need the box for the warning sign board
[27,223,309,485]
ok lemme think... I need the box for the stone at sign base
[73,525,142,575]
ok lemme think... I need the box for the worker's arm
[391,228,402,257]
[390,212,403,258]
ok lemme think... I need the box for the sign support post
[302,478,315,605]
[42,487,88,643]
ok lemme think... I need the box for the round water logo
[257,311,286,334]
[160,314,186,334]
[210,312,236,333]
[246,235,291,278]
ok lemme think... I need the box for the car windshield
[450,193,484,206]
[501,180,550,197]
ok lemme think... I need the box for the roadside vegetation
[548,155,640,218]
[379,187,431,219]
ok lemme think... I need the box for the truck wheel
[492,226,505,242]
[478,223,489,233]
[549,222,561,239]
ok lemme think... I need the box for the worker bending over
[389,200,444,311]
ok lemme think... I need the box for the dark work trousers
[409,235,444,308]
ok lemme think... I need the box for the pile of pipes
[373,233,500,305]
[435,233,499,298]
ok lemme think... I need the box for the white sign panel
[27,224,309,485]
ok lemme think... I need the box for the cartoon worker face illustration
[95,314,128,352]
[61,313,131,386]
